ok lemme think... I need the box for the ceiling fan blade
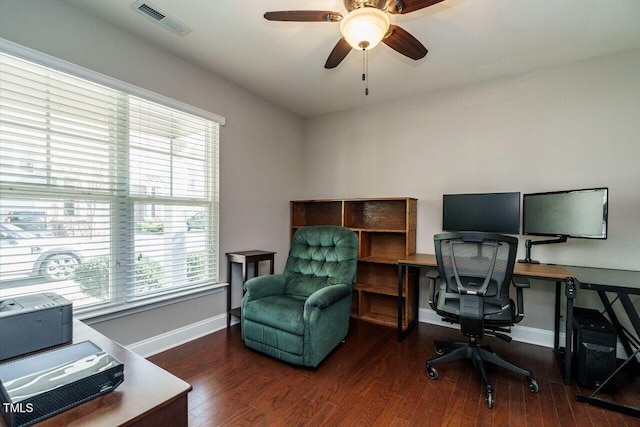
[383,25,428,60]
[392,0,445,14]
[325,38,352,69]
[264,10,342,22]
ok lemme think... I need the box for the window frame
[0,38,226,320]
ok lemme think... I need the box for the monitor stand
[518,236,567,264]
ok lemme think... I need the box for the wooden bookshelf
[290,198,417,330]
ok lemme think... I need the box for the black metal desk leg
[597,291,635,357]
[553,277,576,385]
[554,280,561,350]
[561,277,577,385]
[620,293,640,348]
[620,293,640,333]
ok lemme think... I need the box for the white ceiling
[63,0,640,118]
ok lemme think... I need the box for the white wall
[2,0,639,346]
[303,50,640,332]
[0,0,305,345]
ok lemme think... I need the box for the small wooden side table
[226,250,276,327]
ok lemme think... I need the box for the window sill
[76,282,229,325]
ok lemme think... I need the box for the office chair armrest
[306,284,352,309]
[512,277,530,323]
[243,274,286,302]
[512,277,530,288]
[427,270,440,311]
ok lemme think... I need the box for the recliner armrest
[306,284,352,309]
[243,274,286,302]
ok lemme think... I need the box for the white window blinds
[0,50,220,311]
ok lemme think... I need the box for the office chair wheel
[486,392,494,409]
[527,377,539,393]
[434,342,445,355]
[426,365,438,380]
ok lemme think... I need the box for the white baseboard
[127,314,232,358]
[130,308,561,359]
[419,308,632,359]
[127,308,632,361]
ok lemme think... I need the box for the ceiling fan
[264,0,445,69]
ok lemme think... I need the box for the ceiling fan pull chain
[362,48,366,82]
[362,48,369,96]
[366,49,370,96]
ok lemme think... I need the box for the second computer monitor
[522,187,608,239]
[442,192,521,234]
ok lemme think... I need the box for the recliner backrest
[284,226,359,298]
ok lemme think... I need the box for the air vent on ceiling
[131,0,192,36]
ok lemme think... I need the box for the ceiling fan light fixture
[340,7,390,50]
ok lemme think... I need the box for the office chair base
[434,340,493,356]
[426,340,538,408]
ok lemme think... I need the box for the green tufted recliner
[241,225,358,367]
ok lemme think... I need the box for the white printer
[0,293,72,361]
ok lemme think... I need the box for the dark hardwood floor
[149,320,640,426]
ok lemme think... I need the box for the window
[0,47,222,313]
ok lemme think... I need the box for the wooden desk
[1,319,191,427]
[397,253,575,384]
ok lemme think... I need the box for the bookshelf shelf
[290,197,417,329]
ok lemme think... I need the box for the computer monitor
[522,187,608,239]
[442,192,521,234]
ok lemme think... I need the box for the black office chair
[425,232,539,408]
